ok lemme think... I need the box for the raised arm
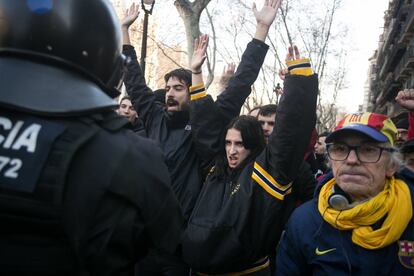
[121,3,163,127]
[182,45,319,273]
[188,0,281,160]
[190,34,209,91]
[187,34,223,161]
[121,2,139,46]
[253,0,280,41]
[237,46,317,263]
[264,45,316,188]
[215,0,281,122]
[396,89,414,139]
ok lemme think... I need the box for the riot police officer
[0,0,184,275]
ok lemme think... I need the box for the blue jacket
[276,168,414,275]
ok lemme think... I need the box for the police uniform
[0,1,184,275]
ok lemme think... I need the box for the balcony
[396,1,410,22]
[379,55,390,79]
[399,2,414,44]
[383,19,397,49]
[394,45,414,80]
[383,72,394,91]
[378,44,405,79]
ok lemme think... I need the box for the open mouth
[166,98,179,107]
[228,156,238,167]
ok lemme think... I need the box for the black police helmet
[0,0,125,114]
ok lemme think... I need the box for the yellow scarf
[318,176,412,249]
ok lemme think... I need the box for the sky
[335,0,390,112]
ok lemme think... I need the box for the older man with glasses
[276,112,414,275]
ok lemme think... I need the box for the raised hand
[219,63,236,84]
[396,89,414,112]
[122,2,140,30]
[278,68,289,81]
[218,63,236,91]
[285,45,301,62]
[190,34,209,73]
[253,0,282,27]
[279,45,300,80]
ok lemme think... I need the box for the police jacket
[182,72,319,274]
[276,168,414,276]
[122,40,268,219]
[0,107,184,275]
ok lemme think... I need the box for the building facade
[368,0,414,117]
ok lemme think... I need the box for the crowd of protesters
[2,0,414,275]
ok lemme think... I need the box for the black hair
[258,104,277,117]
[119,95,131,103]
[164,68,192,87]
[215,115,266,176]
[392,112,409,129]
[401,139,414,154]
[318,131,331,138]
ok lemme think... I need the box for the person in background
[393,113,409,148]
[118,96,138,123]
[118,95,146,135]
[314,131,329,156]
[400,139,414,173]
[314,131,331,178]
[257,104,277,143]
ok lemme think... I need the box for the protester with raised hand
[183,24,318,274]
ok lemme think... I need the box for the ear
[385,157,398,178]
[328,158,333,167]
[385,167,396,178]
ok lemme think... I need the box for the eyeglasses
[326,142,395,163]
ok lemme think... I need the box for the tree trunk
[174,0,211,64]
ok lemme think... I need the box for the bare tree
[114,0,348,120]
[174,0,211,62]
[282,0,347,131]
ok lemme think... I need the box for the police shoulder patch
[0,112,65,193]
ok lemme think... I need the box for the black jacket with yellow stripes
[182,70,318,274]
[122,39,269,220]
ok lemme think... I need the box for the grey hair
[379,142,402,171]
